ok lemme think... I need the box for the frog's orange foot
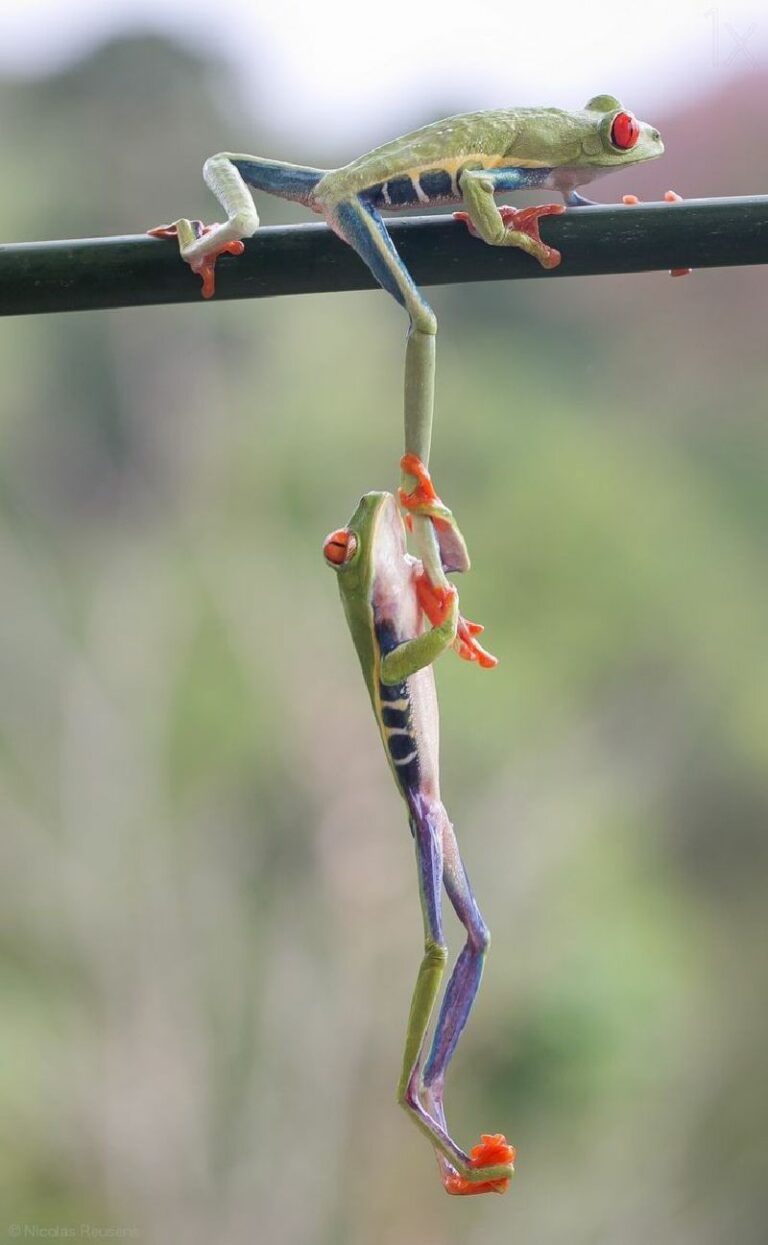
[147,222,245,298]
[444,1134,516,1196]
[453,210,478,237]
[416,574,497,669]
[399,454,470,573]
[148,223,181,240]
[500,203,564,268]
[622,190,691,276]
[455,204,563,269]
[399,453,440,512]
[147,219,210,243]
[454,615,498,669]
[415,571,456,627]
[191,239,245,299]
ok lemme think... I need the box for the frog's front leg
[379,582,459,684]
[456,167,565,269]
[399,453,497,669]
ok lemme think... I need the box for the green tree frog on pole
[149,96,670,590]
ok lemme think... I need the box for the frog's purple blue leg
[395,796,459,1160]
[421,813,490,1141]
[395,792,515,1189]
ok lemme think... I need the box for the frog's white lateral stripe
[394,749,418,766]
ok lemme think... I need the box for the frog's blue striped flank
[375,617,420,795]
[365,165,556,212]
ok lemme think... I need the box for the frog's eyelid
[323,529,358,566]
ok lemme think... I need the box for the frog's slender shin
[421,800,490,1132]
[398,791,492,1180]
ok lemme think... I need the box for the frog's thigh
[323,196,437,334]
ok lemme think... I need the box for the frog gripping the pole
[149,95,666,584]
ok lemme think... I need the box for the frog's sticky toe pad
[192,240,245,300]
[443,1134,516,1196]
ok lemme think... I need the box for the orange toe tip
[470,1133,517,1167]
[622,193,641,205]
[443,1133,516,1194]
[444,1175,510,1196]
[198,268,216,299]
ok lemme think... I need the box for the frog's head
[323,491,404,599]
[580,94,664,168]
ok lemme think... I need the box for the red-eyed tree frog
[323,475,514,1196]
[149,96,670,596]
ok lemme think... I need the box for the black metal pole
[1,196,766,317]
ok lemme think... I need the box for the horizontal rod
[1,195,766,317]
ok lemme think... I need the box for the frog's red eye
[323,528,357,566]
[611,111,640,150]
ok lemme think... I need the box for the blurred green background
[1,30,767,1245]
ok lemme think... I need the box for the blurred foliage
[0,33,767,1245]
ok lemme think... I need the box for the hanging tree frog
[150,95,667,588]
[323,480,514,1195]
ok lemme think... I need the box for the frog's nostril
[652,129,661,141]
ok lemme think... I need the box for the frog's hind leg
[420,810,516,1195]
[322,195,447,587]
[397,792,516,1192]
[149,153,326,297]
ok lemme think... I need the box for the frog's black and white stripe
[367,169,457,209]
[375,617,420,795]
[364,165,555,212]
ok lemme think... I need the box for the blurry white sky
[2,0,767,143]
